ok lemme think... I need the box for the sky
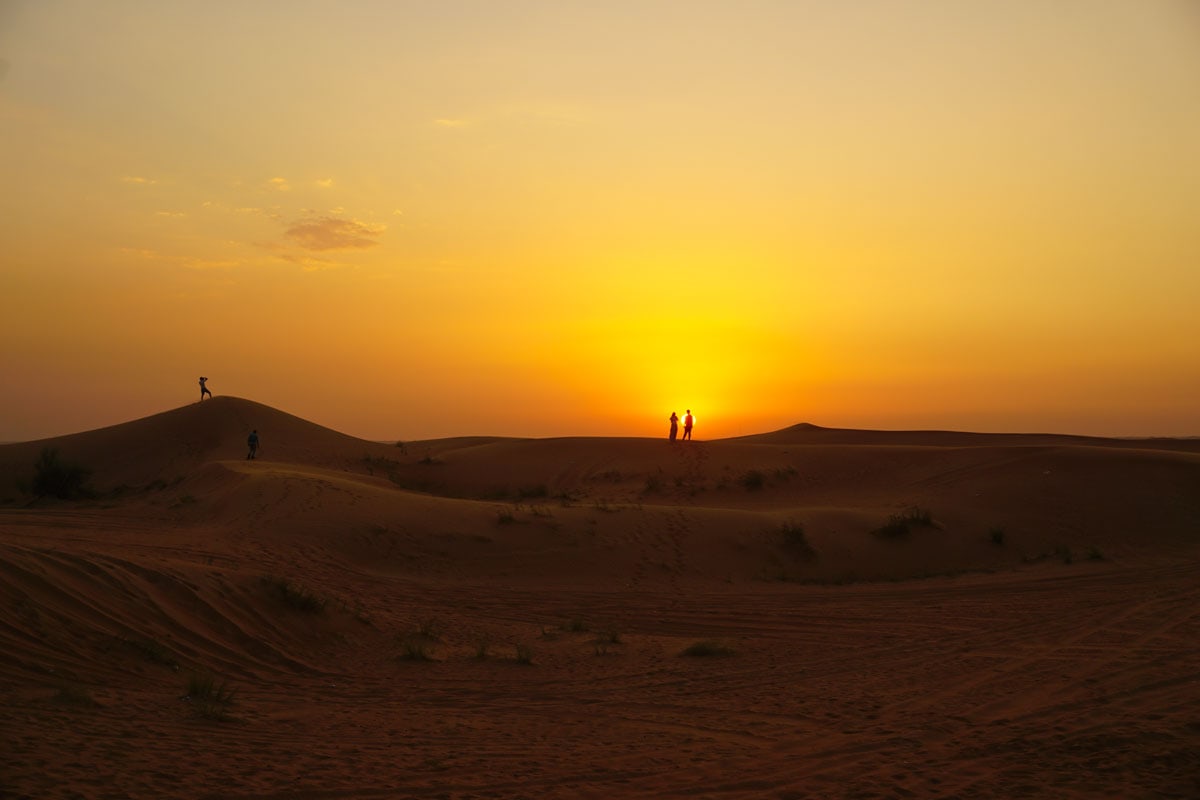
[2,0,1199,442]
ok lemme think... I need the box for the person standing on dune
[669,412,679,441]
[682,410,694,441]
[199,376,212,401]
[247,429,259,460]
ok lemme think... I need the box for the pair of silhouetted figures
[668,410,694,442]
[198,377,257,459]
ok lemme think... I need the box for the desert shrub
[682,640,735,657]
[32,447,92,499]
[643,474,663,493]
[1087,545,1105,561]
[263,577,327,613]
[596,629,620,645]
[739,470,766,491]
[496,509,516,525]
[473,636,490,660]
[186,671,236,720]
[872,507,935,538]
[394,441,407,453]
[1054,545,1073,564]
[398,635,433,661]
[517,484,548,499]
[781,522,809,549]
[990,527,1006,546]
[563,618,588,633]
[514,643,533,664]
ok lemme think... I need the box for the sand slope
[2,399,1198,798]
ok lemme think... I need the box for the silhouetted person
[247,429,259,460]
[199,376,212,401]
[682,410,694,441]
[668,412,679,441]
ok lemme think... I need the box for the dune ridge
[2,398,1198,797]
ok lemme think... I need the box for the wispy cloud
[155,210,186,218]
[268,177,291,191]
[122,175,156,185]
[279,252,352,272]
[284,216,385,251]
[315,178,334,188]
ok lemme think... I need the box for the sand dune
[2,398,1198,798]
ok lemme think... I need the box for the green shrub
[739,470,766,491]
[872,507,935,538]
[186,671,236,720]
[263,577,327,613]
[398,636,433,661]
[781,522,811,552]
[682,640,735,657]
[32,447,91,499]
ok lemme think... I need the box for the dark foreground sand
[2,398,1198,798]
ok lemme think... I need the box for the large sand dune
[2,398,1198,797]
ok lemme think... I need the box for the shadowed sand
[2,397,1198,798]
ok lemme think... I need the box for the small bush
[1087,545,1105,561]
[32,447,91,500]
[496,509,516,525]
[514,643,533,664]
[739,470,766,491]
[398,636,433,662]
[781,522,811,551]
[990,527,1006,546]
[643,474,663,493]
[682,640,735,657]
[185,671,236,720]
[872,507,935,538]
[264,577,327,613]
[563,618,589,633]
[473,636,490,660]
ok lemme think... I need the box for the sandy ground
[2,397,1198,799]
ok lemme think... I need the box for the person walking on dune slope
[199,376,212,401]
[247,429,259,460]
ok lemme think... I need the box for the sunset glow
[2,1,1198,441]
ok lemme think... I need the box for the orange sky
[2,1,1199,441]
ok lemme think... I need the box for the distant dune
[3,399,1199,797]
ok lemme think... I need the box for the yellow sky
[2,1,1198,441]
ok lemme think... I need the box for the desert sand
[2,397,1198,798]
